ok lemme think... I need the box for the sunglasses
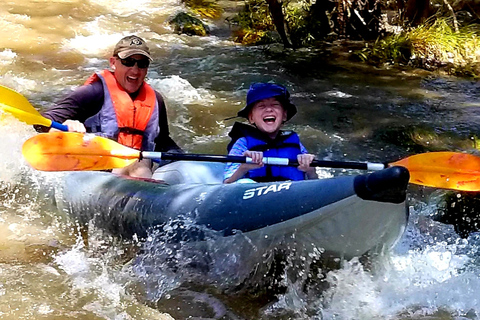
[117,57,150,69]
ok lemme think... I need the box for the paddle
[22,132,480,191]
[21,132,387,172]
[0,85,68,131]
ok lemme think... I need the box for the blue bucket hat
[237,83,297,121]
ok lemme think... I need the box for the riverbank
[186,0,480,79]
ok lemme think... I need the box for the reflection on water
[2,0,480,319]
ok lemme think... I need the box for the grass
[356,18,480,77]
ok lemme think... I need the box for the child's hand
[223,150,264,184]
[297,154,318,179]
[243,150,264,169]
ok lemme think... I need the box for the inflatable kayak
[57,161,410,260]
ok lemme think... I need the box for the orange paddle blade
[22,132,140,171]
[391,152,480,191]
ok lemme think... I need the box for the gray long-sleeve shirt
[34,81,182,153]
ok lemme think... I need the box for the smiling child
[224,82,318,183]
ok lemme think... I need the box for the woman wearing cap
[35,35,182,178]
[224,83,318,183]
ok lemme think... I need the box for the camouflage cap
[113,35,152,61]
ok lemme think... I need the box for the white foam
[315,233,480,319]
[0,49,16,65]
[325,90,353,98]
[89,0,180,16]
[149,75,216,105]
[54,237,128,307]
[0,114,36,183]
[0,75,37,94]
[66,33,120,58]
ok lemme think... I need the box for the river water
[2,0,480,319]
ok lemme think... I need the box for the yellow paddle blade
[22,132,140,171]
[0,85,52,127]
[391,152,480,191]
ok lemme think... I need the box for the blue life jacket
[227,122,305,182]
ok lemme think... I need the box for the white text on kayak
[243,182,293,200]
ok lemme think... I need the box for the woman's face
[248,97,287,139]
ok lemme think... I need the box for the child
[224,82,318,183]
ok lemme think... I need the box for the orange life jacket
[84,70,157,150]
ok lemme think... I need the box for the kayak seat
[152,161,226,185]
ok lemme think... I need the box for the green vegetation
[179,0,480,76]
[284,1,328,47]
[168,12,210,36]
[227,0,324,46]
[226,0,276,45]
[182,0,223,19]
[356,18,480,77]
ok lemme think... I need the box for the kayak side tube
[58,166,409,259]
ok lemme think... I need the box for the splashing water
[3,0,480,319]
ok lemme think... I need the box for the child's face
[248,97,287,138]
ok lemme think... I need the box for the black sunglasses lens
[120,58,135,67]
[120,58,149,68]
[137,60,149,68]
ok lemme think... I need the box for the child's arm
[298,142,318,179]
[224,151,264,183]
[224,138,263,183]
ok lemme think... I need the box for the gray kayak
[57,161,409,260]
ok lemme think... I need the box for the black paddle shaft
[141,151,388,170]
